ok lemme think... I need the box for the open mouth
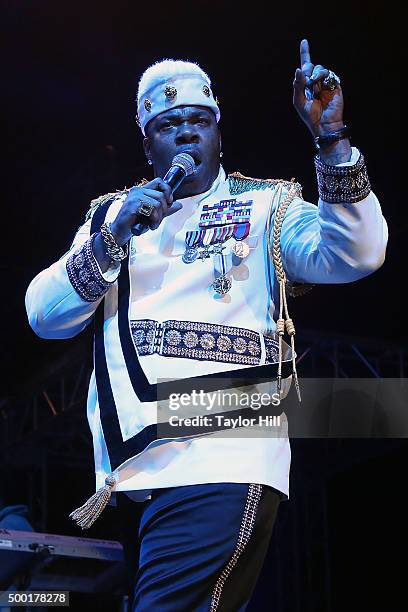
[178,149,202,167]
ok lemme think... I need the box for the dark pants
[117,482,281,611]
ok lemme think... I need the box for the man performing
[25,40,387,611]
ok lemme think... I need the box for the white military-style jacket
[25,150,388,526]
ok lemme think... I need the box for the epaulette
[84,179,149,222]
[228,171,302,198]
[84,189,129,222]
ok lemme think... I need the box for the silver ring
[322,70,341,91]
[138,202,155,218]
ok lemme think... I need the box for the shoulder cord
[266,183,302,402]
[84,178,150,223]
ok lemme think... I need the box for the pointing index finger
[300,39,311,69]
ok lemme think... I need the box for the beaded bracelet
[314,152,371,203]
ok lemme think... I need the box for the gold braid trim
[266,183,298,285]
[84,179,149,222]
[228,171,302,197]
[266,182,303,402]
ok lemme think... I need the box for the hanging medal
[184,198,253,280]
[232,222,251,259]
[199,229,217,260]
[183,229,204,264]
[212,251,232,295]
[197,227,223,259]
[212,225,234,255]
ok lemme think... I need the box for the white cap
[136,59,220,135]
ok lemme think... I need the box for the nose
[175,121,199,145]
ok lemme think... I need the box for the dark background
[0,1,406,610]
[0,0,405,386]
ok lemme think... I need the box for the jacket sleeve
[25,213,120,339]
[279,147,388,284]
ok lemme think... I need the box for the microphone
[132,153,196,235]
[162,152,196,193]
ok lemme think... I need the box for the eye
[196,117,209,125]
[159,121,174,131]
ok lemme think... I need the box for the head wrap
[136,59,220,135]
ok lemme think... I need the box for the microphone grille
[171,153,196,177]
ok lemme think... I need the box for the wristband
[315,152,371,203]
[314,126,350,150]
[66,234,113,302]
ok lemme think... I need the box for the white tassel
[69,474,116,530]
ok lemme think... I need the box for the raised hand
[293,39,345,137]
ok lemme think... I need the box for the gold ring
[138,202,155,217]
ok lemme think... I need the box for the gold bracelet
[100,222,128,261]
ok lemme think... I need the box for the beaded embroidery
[315,153,371,203]
[66,234,113,302]
[130,319,280,366]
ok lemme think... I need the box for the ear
[143,137,151,164]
